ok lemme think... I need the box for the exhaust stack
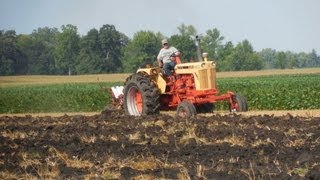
[195,35,203,62]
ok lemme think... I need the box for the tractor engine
[167,74,195,95]
[158,59,219,109]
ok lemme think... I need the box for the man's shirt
[157,46,179,64]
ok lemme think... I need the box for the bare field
[2,109,320,118]
[1,68,320,87]
[1,109,319,179]
[217,109,320,118]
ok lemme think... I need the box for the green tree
[259,48,277,69]
[308,49,319,67]
[233,40,252,71]
[177,23,197,37]
[202,28,224,60]
[76,25,128,74]
[275,52,287,69]
[216,41,234,71]
[54,24,80,75]
[285,51,299,69]
[297,52,308,68]
[169,34,196,62]
[76,28,100,74]
[0,30,27,75]
[0,56,14,75]
[122,31,161,72]
[245,52,263,70]
[229,40,262,71]
[17,27,58,74]
[167,24,198,62]
[98,24,126,73]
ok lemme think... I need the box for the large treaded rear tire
[123,72,160,116]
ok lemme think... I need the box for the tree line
[1,24,319,75]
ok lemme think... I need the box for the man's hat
[161,39,168,45]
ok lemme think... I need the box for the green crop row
[0,74,319,113]
[217,74,320,110]
[0,82,121,113]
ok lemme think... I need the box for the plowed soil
[1,110,320,179]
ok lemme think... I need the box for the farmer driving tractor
[157,39,180,76]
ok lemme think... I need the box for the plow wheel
[230,93,248,112]
[176,101,197,118]
[123,72,160,116]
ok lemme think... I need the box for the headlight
[202,52,208,58]
[201,63,206,68]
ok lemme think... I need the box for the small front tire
[230,93,248,112]
[176,101,197,118]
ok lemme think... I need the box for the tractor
[109,37,248,118]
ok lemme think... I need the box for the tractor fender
[136,68,166,93]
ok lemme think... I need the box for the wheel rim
[127,86,143,116]
[230,102,239,112]
[230,95,239,112]
[178,107,188,118]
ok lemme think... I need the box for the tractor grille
[198,69,216,90]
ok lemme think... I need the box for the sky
[1,0,319,53]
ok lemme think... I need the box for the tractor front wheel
[123,72,160,116]
[230,93,248,112]
[176,101,197,118]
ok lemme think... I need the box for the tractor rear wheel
[123,72,160,116]
[230,93,248,112]
[176,101,197,118]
